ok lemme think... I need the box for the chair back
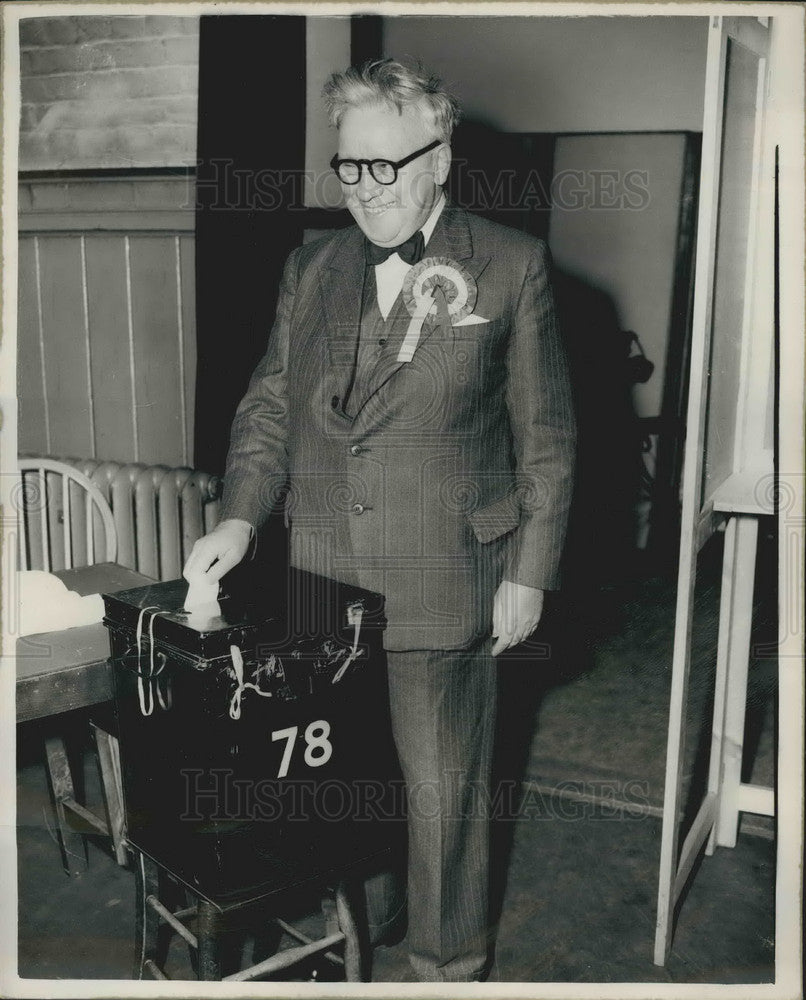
[18,458,118,571]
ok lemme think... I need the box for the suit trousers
[367,641,497,982]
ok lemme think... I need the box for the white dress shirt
[373,193,446,320]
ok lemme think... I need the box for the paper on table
[17,570,104,635]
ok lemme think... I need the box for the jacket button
[331,395,340,410]
[351,503,365,515]
[349,444,363,456]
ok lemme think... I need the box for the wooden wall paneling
[18,176,195,469]
[78,237,97,459]
[36,235,94,458]
[17,236,50,456]
[128,235,184,467]
[179,234,196,468]
[83,235,137,463]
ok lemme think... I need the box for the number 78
[271,719,333,778]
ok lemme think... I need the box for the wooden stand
[653,15,775,966]
[707,504,774,851]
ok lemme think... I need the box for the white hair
[323,58,461,143]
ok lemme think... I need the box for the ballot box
[103,570,404,905]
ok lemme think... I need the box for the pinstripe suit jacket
[221,205,576,650]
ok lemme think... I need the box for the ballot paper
[183,572,221,623]
[17,571,105,636]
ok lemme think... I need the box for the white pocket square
[453,314,490,326]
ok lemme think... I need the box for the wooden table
[16,563,155,874]
[16,563,154,723]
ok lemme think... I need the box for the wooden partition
[654,15,775,966]
[17,174,196,467]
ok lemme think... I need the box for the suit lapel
[318,226,367,408]
[353,206,491,420]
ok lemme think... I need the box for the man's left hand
[491,581,545,657]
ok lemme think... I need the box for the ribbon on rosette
[397,256,480,363]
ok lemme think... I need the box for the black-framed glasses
[330,139,442,185]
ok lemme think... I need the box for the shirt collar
[421,192,446,247]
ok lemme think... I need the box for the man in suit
[184,58,575,982]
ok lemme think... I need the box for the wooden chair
[17,457,128,873]
[18,457,118,571]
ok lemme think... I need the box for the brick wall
[19,15,199,171]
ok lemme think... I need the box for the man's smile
[360,200,395,216]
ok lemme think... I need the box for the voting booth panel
[104,570,404,907]
[653,15,777,966]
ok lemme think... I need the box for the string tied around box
[135,606,172,716]
[332,603,364,684]
[228,601,366,716]
[228,644,275,720]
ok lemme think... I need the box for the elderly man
[184,59,575,982]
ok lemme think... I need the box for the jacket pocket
[466,492,521,543]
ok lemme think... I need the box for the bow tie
[366,230,425,267]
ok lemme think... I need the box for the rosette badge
[398,257,481,363]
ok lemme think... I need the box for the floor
[15,527,779,987]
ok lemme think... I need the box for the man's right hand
[182,518,254,583]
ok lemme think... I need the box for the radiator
[21,456,223,581]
